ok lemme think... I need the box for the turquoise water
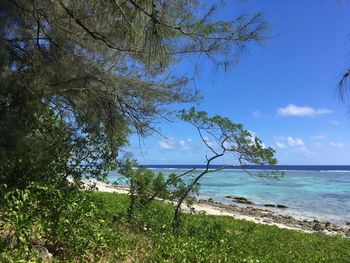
[108,169,350,225]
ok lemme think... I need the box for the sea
[108,165,350,225]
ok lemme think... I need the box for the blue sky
[127,0,350,165]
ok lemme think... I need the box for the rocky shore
[88,180,350,238]
[190,196,350,238]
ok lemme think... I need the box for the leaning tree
[170,108,279,229]
[0,0,268,186]
[116,108,279,230]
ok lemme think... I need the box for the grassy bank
[2,189,349,262]
[94,192,350,262]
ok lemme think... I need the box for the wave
[320,170,350,173]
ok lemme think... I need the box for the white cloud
[276,142,286,149]
[287,136,312,154]
[247,131,267,148]
[252,110,262,118]
[277,104,333,117]
[311,134,327,140]
[329,142,344,148]
[179,139,191,150]
[287,136,304,146]
[202,136,216,148]
[159,137,194,151]
[158,138,176,150]
[274,136,286,149]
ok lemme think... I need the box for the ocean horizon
[142,164,350,171]
[109,164,350,225]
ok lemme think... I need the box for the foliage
[0,0,268,170]
[118,159,169,223]
[116,108,279,230]
[0,2,270,250]
[170,108,280,229]
[2,189,350,262]
[0,0,274,260]
[180,107,277,167]
[96,192,350,263]
[117,159,202,229]
[0,183,112,261]
[0,100,70,190]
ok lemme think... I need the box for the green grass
[94,192,350,262]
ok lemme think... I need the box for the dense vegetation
[4,191,349,262]
[0,1,280,260]
[0,0,271,196]
[1,1,348,262]
[98,193,350,263]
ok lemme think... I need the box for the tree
[0,0,268,185]
[171,108,279,229]
[0,74,71,189]
[0,1,275,259]
[338,68,350,102]
[118,159,169,222]
[117,108,279,230]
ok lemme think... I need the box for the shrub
[0,182,112,261]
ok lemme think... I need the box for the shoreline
[187,198,349,236]
[85,180,350,237]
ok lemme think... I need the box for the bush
[0,182,112,261]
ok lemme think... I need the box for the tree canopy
[0,1,282,260]
[1,0,268,183]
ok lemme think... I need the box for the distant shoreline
[84,180,350,238]
[142,164,350,171]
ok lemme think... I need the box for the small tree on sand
[118,159,169,223]
[171,108,280,229]
[118,108,280,230]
